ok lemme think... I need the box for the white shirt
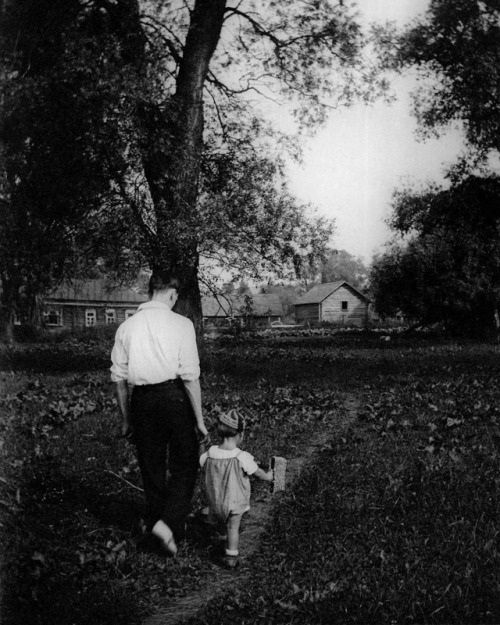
[199,446,259,476]
[110,301,200,385]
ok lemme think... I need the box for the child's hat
[219,409,244,431]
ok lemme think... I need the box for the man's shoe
[152,520,178,556]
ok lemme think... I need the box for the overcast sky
[281,0,468,263]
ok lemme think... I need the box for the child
[199,409,273,569]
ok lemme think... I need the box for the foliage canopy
[0,0,386,335]
[379,0,500,170]
[370,176,500,335]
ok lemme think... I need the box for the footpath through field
[142,392,361,625]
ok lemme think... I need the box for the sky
[271,0,468,263]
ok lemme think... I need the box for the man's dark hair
[148,270,180,298]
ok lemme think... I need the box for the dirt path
[142,392,361,625]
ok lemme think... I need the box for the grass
[1,332,500,623]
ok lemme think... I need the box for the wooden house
[42,280,285,330]
[294,281,369,326]
[42,279,146,330]
[202,293,284,326]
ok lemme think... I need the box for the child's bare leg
[221,514,242,568]
[227,515,242,552]
[226,513,243,553]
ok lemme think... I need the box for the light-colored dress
[200,446,259,521]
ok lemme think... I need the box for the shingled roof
[46,281,285,316]
[294,281,368,305]
[47,279,145,304]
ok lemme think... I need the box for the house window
[125,309,136,319]
[44,309,62,326]
[85,309,97,327]
[341,301,348,311]
[105,309,116,324]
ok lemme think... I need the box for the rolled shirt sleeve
[110,325,129,383]
[178,319,200,381]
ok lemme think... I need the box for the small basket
[270,456,287,493]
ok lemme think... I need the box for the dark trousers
[130,381,199,540]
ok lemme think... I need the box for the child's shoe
[214,522,228,542]
[221,554,239,569]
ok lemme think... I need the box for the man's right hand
[122,422,135,444]
[197,429,211,447]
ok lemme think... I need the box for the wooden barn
[294,281,369,326]
[202,293,284,327]
[42,279,145,330]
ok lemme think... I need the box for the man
[110,271,208,555]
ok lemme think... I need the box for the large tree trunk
[0,306,14,345]
[0,278,18,344]
[147,0,226,344]
[108,0,226,345]
[166,0,226,341]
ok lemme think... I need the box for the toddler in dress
[199,409,273,568]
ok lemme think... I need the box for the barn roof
[202,293,284,317]
[294,281,369,305]
[46,279,145,304]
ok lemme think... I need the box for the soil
[142,392,360,625]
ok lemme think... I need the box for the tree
[0,0,148,338]
[380,0,500,170]
[320,249,368,287]
[370,2,500,334]
[370,176,500,335]
[1,0,385,339]
[370,238,464,328]
[259,283,299,318]
[196,142,335,291]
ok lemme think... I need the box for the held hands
[197,427,211,449]
[196,419,210,446]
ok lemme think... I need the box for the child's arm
[253,467,273,481]
[239,452,272,481]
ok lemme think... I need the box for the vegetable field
[1,331,499,624]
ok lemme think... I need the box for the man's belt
[136,379,181,389]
